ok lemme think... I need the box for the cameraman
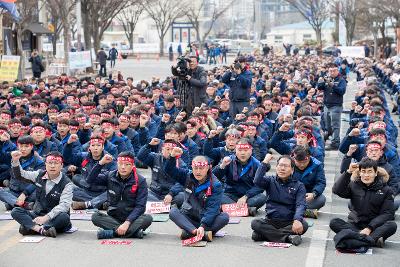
[317,63,347,150]
[171,56,207,113]
[221,56,252,117]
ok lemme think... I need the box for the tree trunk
[373,32,378,59]
[315,28,322,46]
[63,19,70,64]
[159,36,164,56]
[379,24,386,46]
[16,27,25,80]
[52,33,57,56]
[397,27,400,55]
[129,32,133,49]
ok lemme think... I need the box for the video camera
[174,56,192,79]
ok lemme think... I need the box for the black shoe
[376,237,385,248]
[248,207,258,217]
[19,225,37,236]
[325,145,339,151]
[288,235,302,246]
[102,202,109,210]
[323,132,330,141]
[41,227,57,238]
[134,229,144,239]
[97,229,114,239]
[180,230,195,240]
[251,231,264,242]
[4,203,13,211]
[202,231,213,242]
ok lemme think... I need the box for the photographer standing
[221,56,252,117]
[171,55,207,113]
[29,50,44,79]
[318,63,347,150]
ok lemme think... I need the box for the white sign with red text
[222,203,249,217]
[146,202,171,214]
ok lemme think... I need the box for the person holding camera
[171,55,207,113]
[318,63,347,150]
[29,50,44,79]
[221,56,252,117]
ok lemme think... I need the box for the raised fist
[208,130,218,139]
[279,122,291,132]
[220,156,232,168]
[263,153,273,164]
[170,147,183,158]
[347,144,358,156]
[68,134,79,144]
[349,128,360,137]
[99,154,113,165]
[11,151,22,162]
[161,113,171,123]
[149,138,160,146]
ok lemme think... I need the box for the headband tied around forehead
[46,155,63,163]
[101,122,114,128]
[210,108,219,113]
[0,113,11,119]
[31,126,45,133]
[9,122,22,128]
[236,144,252,149]
[0,129,7,135]
[117,156,139,193]
[163,142,177,148]
[76,116,86,122]
[69,126,79,131]
[370,134,386,139]
[90,138,104,145]
[226,134,240,139]
[192,161,209,167]
[367,143,382,150]
[374,123,386,129]
[117,156,135,164]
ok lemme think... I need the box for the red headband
[117,156,135,164]
[102,122,114,128]
[192,161,209,167]
[374,123,386,129]
[247,125,257,130]
[163,143,177,148]
[0,129,7,135]
[367,143,382,150]
[76,117,86,122]
[226,134,240,139]
[69,126,79,131]
[31,126,46,133]
[9,123,22,128]
[90,138,104,145]
[236,144,252,149]
[370,134,386,139]
[1,114,11,120]
[101,114,112,119]
[46,155,63,163]
[90,114,101,119]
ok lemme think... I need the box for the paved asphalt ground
[0,62,399,267]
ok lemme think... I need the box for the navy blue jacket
[33,139,58,158]
[63,143,117,191]
[221,70,252,102]
[213,155,263,198]
[0,140,17,169]
[120,128,141,155]
[10,153,44,195]
[165,158,224,228]
[137,144,186,197]
[269,130,324,163]
[87,164,148,223]
[292,157,326,196]
[254,162,306,222]
[317,76,347,107]
[203,138,235,165]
